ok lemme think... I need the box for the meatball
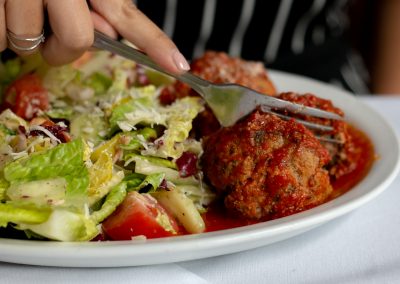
[159,51,276,137]
[201,110,332,220]
[277,92,356,179]
[189,51,276,95]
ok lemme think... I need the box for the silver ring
[6,29,45,51]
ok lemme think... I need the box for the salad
[0,51,216,241]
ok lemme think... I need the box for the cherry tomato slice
[102,191,180,240]
[2,74,49,120]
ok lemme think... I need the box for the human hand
[0,0,190,74]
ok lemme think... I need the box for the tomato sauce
[202,125,375,232]
[202,200,257,232]
[329,125,376,198]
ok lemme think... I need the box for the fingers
[3,0,189,73]
[0,1,6,51]
[90,0,190,74]
[41,0,94,65]
[91,11,118,39]
[5,0,44,55]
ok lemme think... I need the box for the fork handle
[93,30,209,95]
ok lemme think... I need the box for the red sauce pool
[202,125,376,232]
[329,126,376,198]
[202,201,257,232]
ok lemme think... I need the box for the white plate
[1,71,399,267]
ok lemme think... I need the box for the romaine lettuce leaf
[6,178,67,207]
[124,152,177,169]
[119,128,157,151]
[109,85,165,131]
[18,209,98,241]
[4,139,89,209]
[132,156,198,186]
[129,172,165,193]
[88,170,124,206]
[142,97,204,159]
[123,173,145,188]
[106,68,130,94]
[85,72,112,95]
[90,182,127,224]
[0,202,51,227]
[0,176,9,201]
[70,113,108,146]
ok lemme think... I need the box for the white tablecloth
[1,96,400,284]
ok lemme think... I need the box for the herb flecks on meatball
[201,110,332,220]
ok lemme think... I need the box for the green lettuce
[144,97,204,159]
[132,156,198,186]
[0,177,8,201]
[124,152,177,169]
[90,182,127,224]
[70,113,108,146]
[4,139,89,209]
[85,72,112,95]
[0,203,51,227]
[6,178,67,207]
[18,209,98,241]
[109,87,162,133]
[119,127,157,151]
[129,172,166,193]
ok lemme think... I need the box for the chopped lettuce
[88,170,124,206]
[129,172,165,193]
[112,94,203,159]
[6,178,67,206]
[18,209,98,241]
[45,107,74,120]
[90,182,127,224]
[106,67,131,94]
[123,173,146,188]
[142,97,204,159]
[119,128,158,151]
[0,202,51,227]
[109,97,156,132]
[91,133,123,162]
[4,139,89,209]
[124,152,177,169]
[0,176,9,201]
[70,113,108,146]
[132,156,199,186]
[85,72,112,95]
[109,86,160,132]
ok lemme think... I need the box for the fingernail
[172,50,190,72]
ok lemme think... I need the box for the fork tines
[260,106,344,144]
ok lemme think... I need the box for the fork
[93,31,342,133]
